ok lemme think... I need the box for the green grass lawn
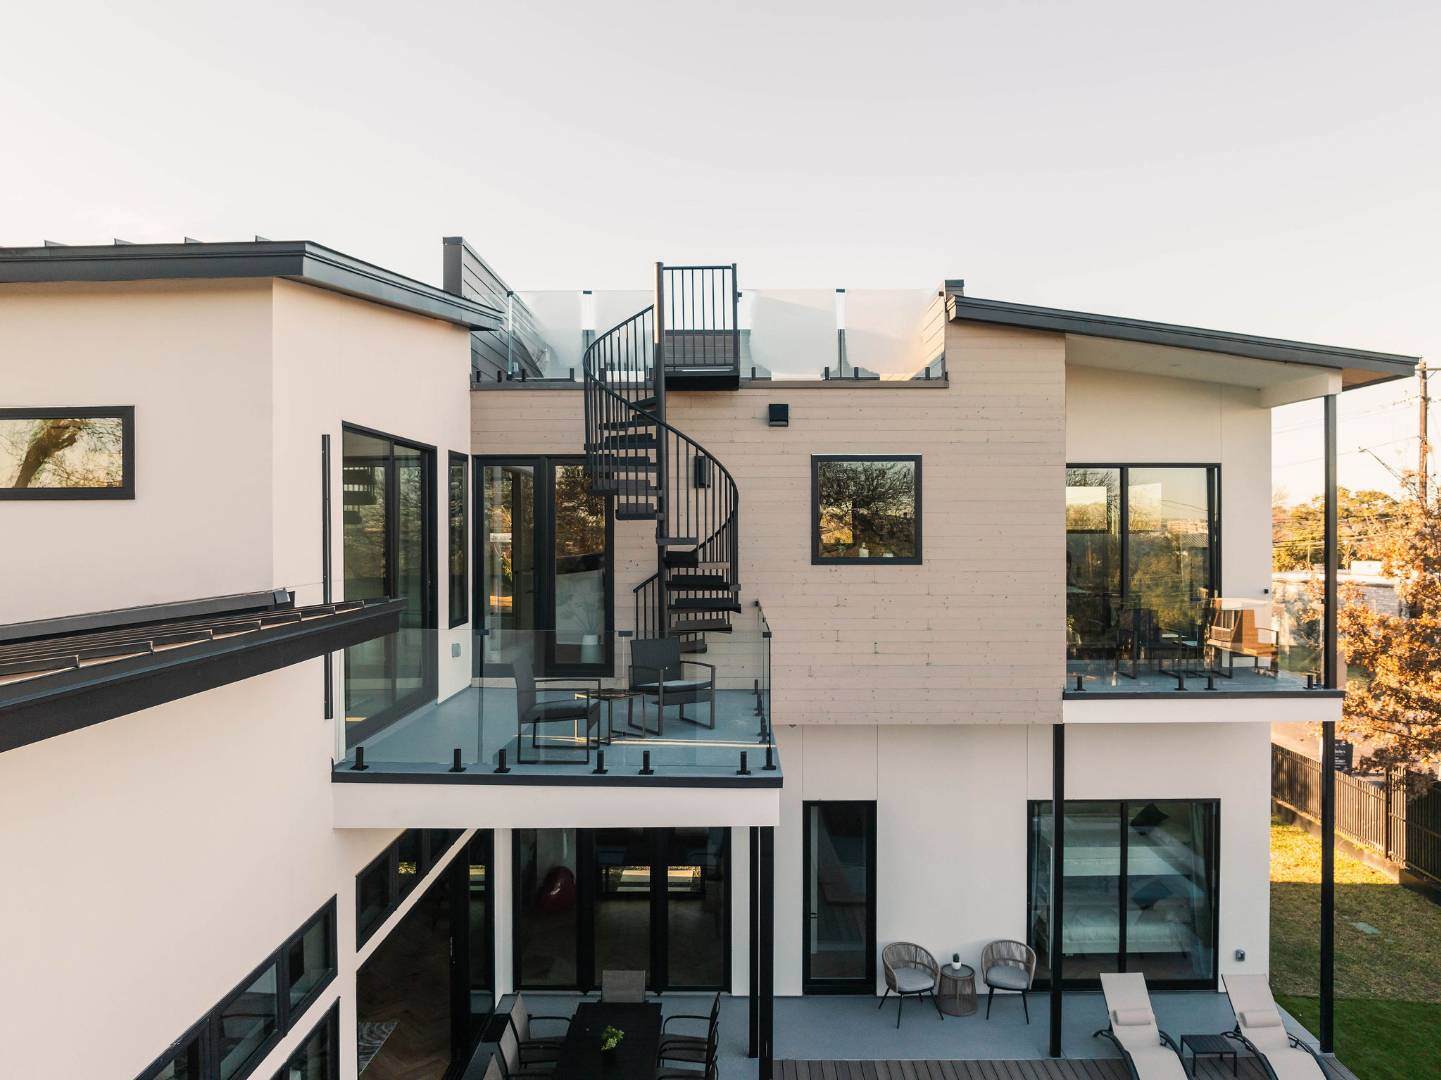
[1269,820,1441,1079]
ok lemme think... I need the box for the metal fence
[1271,742,1441,886]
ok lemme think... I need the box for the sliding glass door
[513,828,730,992]
[1027,799,1219,989]
[342,426,436,744]
[476,457,612,677]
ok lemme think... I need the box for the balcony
[334,622,777,786]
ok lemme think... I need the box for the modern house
[0,236,1415,1080]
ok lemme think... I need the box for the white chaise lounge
[1094,972,1187,1080]
[1223,974,1331,1079]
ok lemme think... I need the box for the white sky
[5,0,1436,499]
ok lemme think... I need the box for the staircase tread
[666,575,735,590]
[615,505,658,520]
[669,618,733,632]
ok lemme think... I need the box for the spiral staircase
[582,264,742,651]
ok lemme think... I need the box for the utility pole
[1420,360,1430,504]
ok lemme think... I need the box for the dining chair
[600,968,647,1003]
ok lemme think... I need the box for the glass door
[802,802,876,993]
[342,426,435,745]
[591,828,652,982]
[476,457,612,677]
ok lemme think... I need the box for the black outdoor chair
[628,637,715,734]
[1113,607,1185,681]
[658,992,720,1072]
[511,648,600,764]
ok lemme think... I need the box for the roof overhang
[947,293,1419,395]
[0,240,503,331]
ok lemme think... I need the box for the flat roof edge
[947,294,1419,377]
[0,241,503,331]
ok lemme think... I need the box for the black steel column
[748,826,760,1059]
[1049,722,1066,1058]
[321,433,333,720]
[1320,392,1339,1052]
[758,826,775,1080]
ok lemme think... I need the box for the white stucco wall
[1065,364,1274,603]
[770,720,1272,996]
[0,280,276,623]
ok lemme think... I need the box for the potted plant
[600,1025,624,1066]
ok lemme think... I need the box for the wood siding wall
[470,321,1066,725]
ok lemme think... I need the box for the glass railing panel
[336,628,778,779]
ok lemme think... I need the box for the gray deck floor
[779,1059,1356,1080]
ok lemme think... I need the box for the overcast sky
[5,0,1436,498]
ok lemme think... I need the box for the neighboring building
[0,237,1418,1080]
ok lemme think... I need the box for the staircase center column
[653,260,669,636]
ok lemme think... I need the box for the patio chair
[600,968,647,1003]
[980,939,1036,1023]
[497,993,567,1073]
[1206,603,1280,677]
[1114,607,1185,681]
[628,636,715,734]
[1093,972,1186,1080]
[879,942,943,1028]
[1223,974,1330,1079]
[659,991,720,1064]
[511,649,601,764]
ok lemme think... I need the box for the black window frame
[1065,462,1222,614]
[356,828,463,949]
[448,451,469,628]
[0,405,136,500]
[1025,797,1222,992]
[810,454,922,565]
[269,1001,339,1080]
[132,897,338,1080]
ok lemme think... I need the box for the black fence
[1272,742,1441,886]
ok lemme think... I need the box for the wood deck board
[778,1059,1355,1080]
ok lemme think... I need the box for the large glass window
[514,828,730,992]
[286,905,336,1015]
[479,463,537,670]
[1027,799,1219,990]
[1066,465,1218,671]
[551,463,608,667]
[467,832,494,1022]
[342,427,436,742]
[448,453,469,628]
[812,456,921,563]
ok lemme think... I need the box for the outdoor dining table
[551,1001,662,1079]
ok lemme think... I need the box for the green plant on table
[600,1025,624,1052]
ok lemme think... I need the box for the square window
[811,456,921,563]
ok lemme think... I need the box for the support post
[758,826,775,1080]
[1320,392,1339,1053]
[748,826,759,1059]
[321,433,333,720]
[1049,722,1065,1058]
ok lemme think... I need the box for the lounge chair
[1223,974,1330,1079]
[1094,972,1186,1080]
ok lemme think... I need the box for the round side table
[937,962,977,1016]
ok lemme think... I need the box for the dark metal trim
[1064,689,1345,700]
[758,824,775,1080]
[810,455,923,565]
[0,241,503,330]
[948,294,1419,381]
[0,599,403,753]
[0,405,135,500]
[448,451,470,629]
[0,587,289,645]
[1320,401,1338,1052]
[322,433,334,720]
[332,767,782,788]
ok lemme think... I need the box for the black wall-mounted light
[694,456,711,489]
[768,403,789,427]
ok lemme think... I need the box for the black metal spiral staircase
[582,264,742,649]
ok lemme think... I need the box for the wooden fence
[1272,743,1441,886]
